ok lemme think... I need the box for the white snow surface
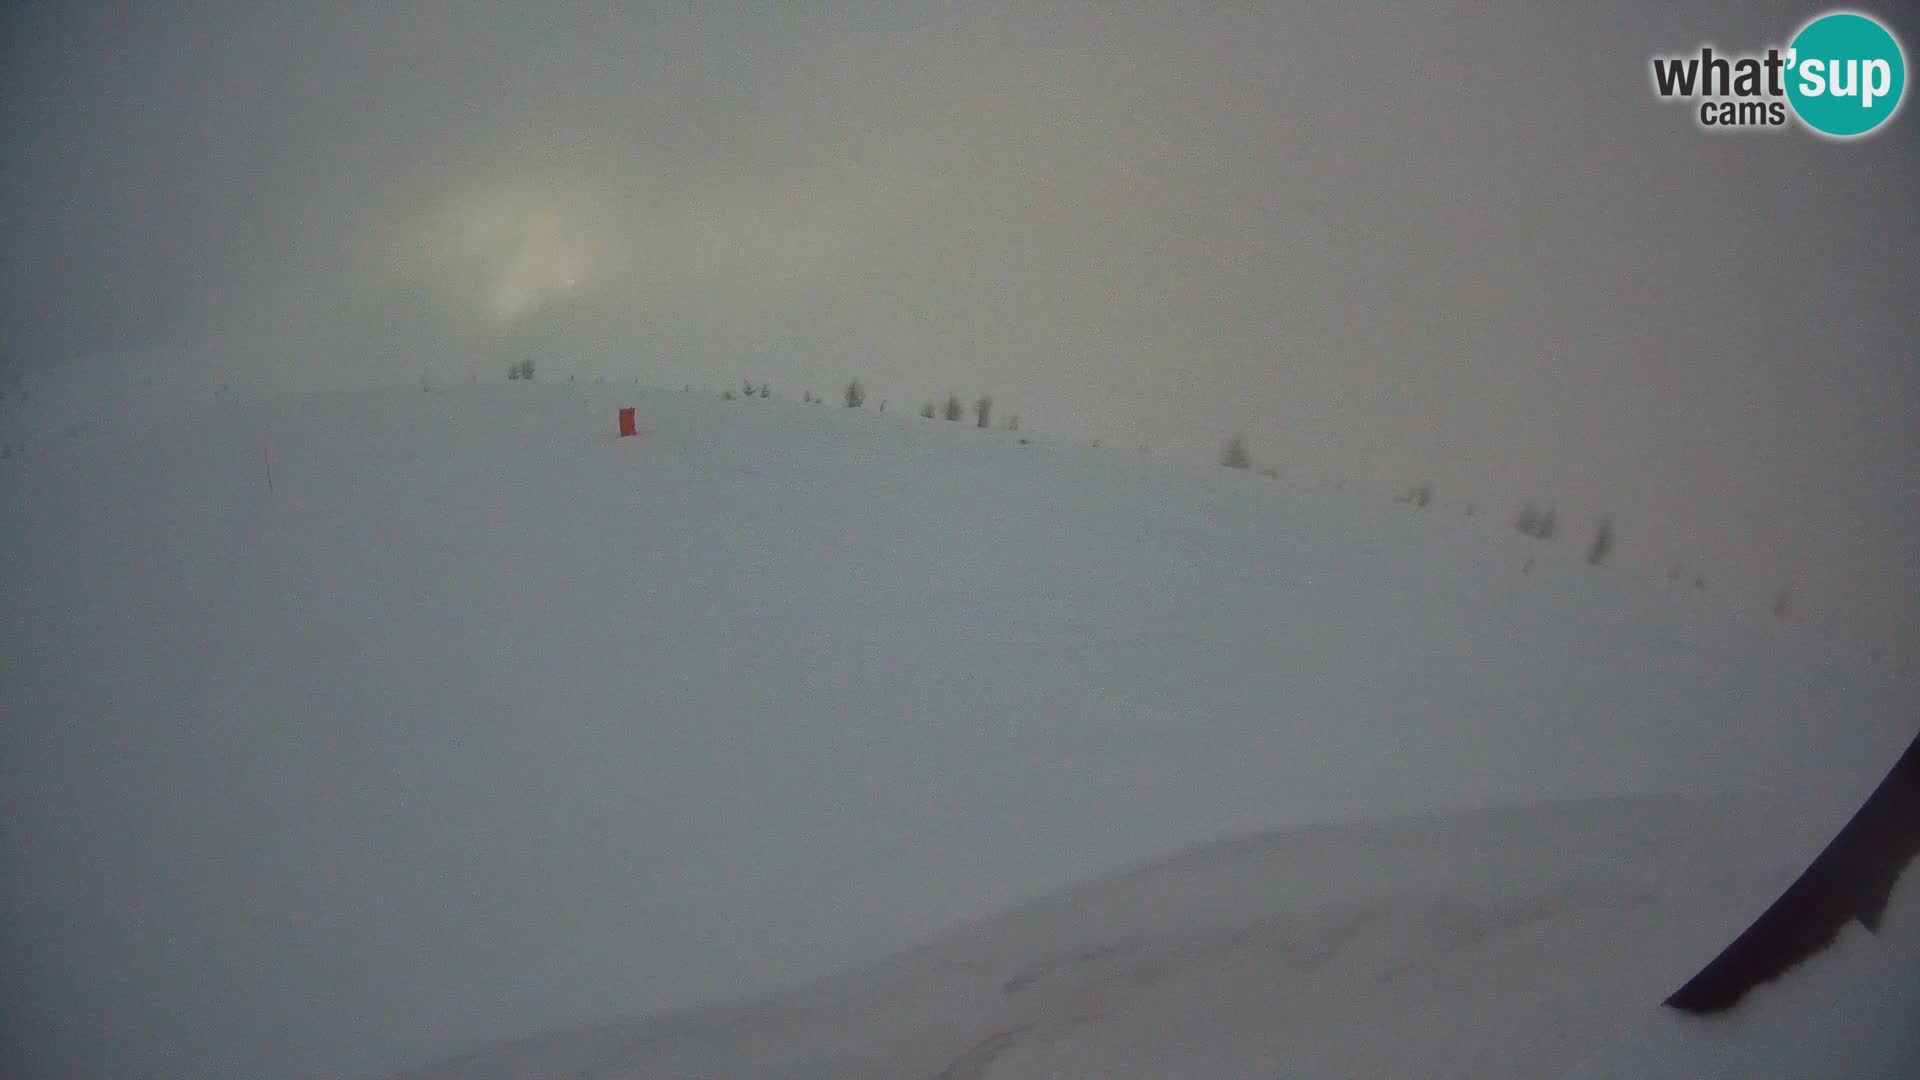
[2,381,1913,1079]
[392,793,1897,1080]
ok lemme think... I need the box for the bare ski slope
[2,380,1913,1079]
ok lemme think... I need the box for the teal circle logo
[1786,12,1906,137]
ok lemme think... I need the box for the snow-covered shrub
[1220,435,1251,469]
[1515,500,1558,540]
[1587,518,1614,565]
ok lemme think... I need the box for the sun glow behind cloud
[391,170,874,332]
[416,181,603,323]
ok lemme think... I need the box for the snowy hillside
[389,793,1918,1080]
[2,381,1913,1080]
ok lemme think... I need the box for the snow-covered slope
[2,382,1912,1080]
[389,792,1892,1080]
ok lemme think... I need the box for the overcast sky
[2,2,1916,651]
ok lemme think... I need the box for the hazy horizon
[3,3,1916,651]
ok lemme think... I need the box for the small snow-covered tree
[845,379,865,408]
[1587,517,1615,565]
[975,395,992,428]
[1220,434,1251,469]
[944,394,964,422]
[1515,499,1557,540]
[921,402,937,418]
[1515,500,1539,536]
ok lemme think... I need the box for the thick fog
[2,9,1918,1078]
[3,4,1916,648]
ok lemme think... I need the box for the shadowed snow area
[2,381,1913,1079]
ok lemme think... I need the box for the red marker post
[617,407,637,437]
